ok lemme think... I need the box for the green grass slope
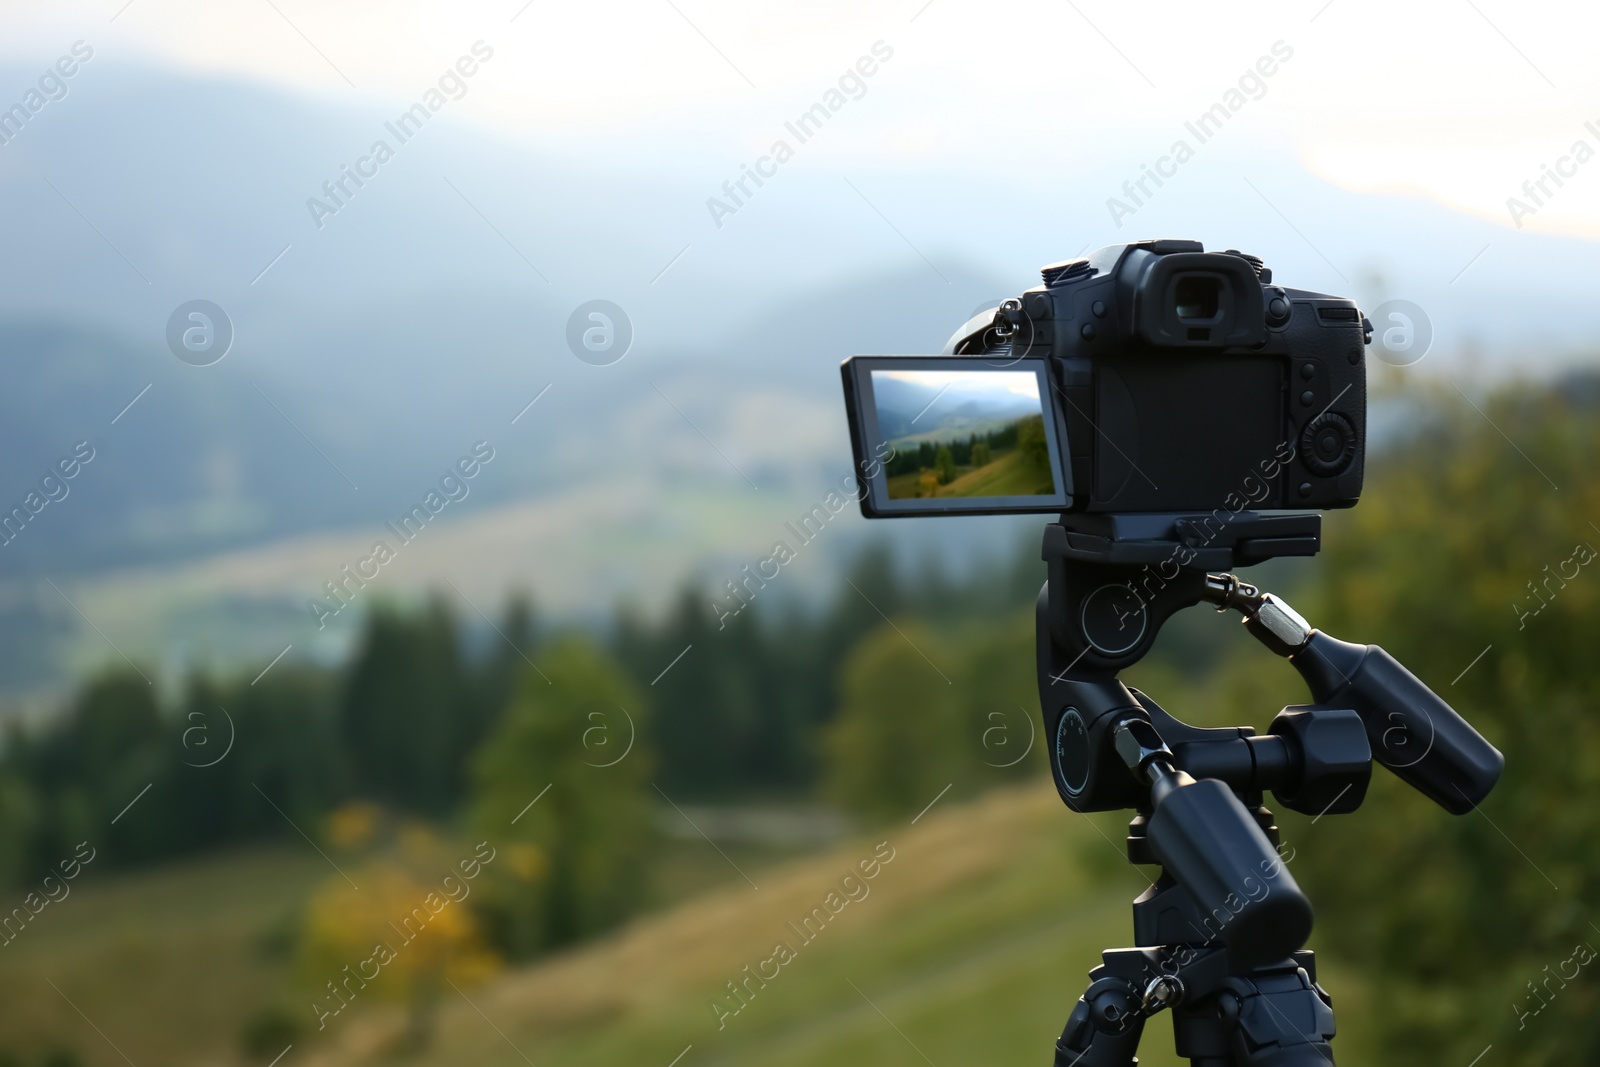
[939,449,1054,498]
[0,845,329,1064]
[304,785,1373,1067]
[886,450,1055,501]
[0,785,1376,1066]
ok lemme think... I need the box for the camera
[841,239,1371,518]
[839,241,1503,1064]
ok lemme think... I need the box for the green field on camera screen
[873,369,1055,499]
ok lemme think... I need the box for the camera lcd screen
[843,357,1071,516]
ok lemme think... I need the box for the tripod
[1035,512,1504,1066]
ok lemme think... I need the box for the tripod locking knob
[1141,973,1185,1014]
[1201,573,1312,656]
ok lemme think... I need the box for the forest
[884,413,1053,498]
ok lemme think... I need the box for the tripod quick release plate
[1044,511,1321,571]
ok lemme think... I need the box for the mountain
[4,56,1600,695]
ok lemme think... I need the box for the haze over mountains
[3,52,1600,696]
[871,371,1042,443]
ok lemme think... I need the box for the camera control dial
[1300,412,1357,476]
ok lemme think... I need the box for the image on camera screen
[872,368,1057,500]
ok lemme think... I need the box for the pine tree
[339,600,467,814]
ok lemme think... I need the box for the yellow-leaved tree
[297,823,502,1051]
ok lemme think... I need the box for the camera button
[1081,323,1097,341]
[1300,362,1316,380]
[1300,390,1315,406]
[1092,300,1107,318]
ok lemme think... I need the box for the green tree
[636,586,757,796]
[0,769,38,888]
[29,668,167,864]
[972,440,992,468]
[824,621,965,821]
[824,609,1045,825]
[461,592,541,772]
[935,445,955,485]
[956,612,1046,784]
[339,600,466,814]
[469,638,654,959]
[1016,414,1048,467]
[211,667,345,845]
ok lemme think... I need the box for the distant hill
[870,373,1039,446]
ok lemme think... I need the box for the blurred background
[0,0,1596,1063]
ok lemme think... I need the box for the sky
[876,368,1042,403]
[6,0,1600,238]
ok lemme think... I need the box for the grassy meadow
[0,784,1375,1067]
[886,448,1053,500]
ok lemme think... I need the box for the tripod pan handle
[1292,633,1504,813]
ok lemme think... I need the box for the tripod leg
[1055,956,1150,1067]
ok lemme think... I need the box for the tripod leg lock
[1083,975,1140,1032]
[1206,966,1336,1066]
[1056,959,1151,1067]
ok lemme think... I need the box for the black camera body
[947,239,1369,514]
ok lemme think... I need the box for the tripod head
[1037,510,1504,969]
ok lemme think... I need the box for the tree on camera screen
[873,368,1056,499]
